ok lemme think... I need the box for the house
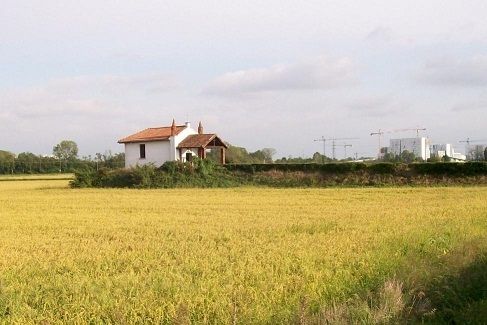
[118,120,227,168]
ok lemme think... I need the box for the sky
[1,0,487,159]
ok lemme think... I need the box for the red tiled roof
[118,125,186,143]
[177,134,227,148]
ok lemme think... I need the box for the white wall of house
[180,148,198,162]
[170,124,198,160]
[123,123,199,167]
[124,141,172,167]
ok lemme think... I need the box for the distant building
[118,120,227,168]
[466,145,486,161]
[430,143,466,162]
[389,137,430,160]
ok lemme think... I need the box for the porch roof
[177,134,227,149]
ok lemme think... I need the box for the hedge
[225,162,487,176]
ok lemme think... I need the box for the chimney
[171,118,176,136]
[198,121,203,134]
[185,121,191,128]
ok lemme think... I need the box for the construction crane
[335,143,353,159]
[459,138,487,146]
[313,136,328,161]
[392,128,427,137]
[459,138,487,158]
[370,129,385,158]
[314,137,359,160]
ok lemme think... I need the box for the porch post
[220,147,226,165]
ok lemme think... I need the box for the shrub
[70,167,97,188]
[71,161,487,189]
[368,163,398,174]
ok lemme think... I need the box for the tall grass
[0,181,486,323]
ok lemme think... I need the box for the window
[139,144,146,159]
[186,152,193,162]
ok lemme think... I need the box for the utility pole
[337,144,352,160]
[314,137,359,161]
[331,138,359,160]
[313,136,327,162]
[332,139,337,160]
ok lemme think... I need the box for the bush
[368,163,398,174]
[71,161,487,189]
[224,163,369,174]
[70,167,97,188]
[411,162,487,176]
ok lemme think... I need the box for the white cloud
[366,27,395,44]
[346,95,410,117]
[0,73,181,120]
[418,55,487,87]
[452,98,487,111]
[47,74,181,95]
[203,56,357,96]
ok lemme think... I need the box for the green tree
[261,148,276,163]
[382,152,397,162]
[442,154,452,162]
[53,140,78,171]
[0,150,15,174]
[399,150,416,163]
[16,152,38,173]
[53,140,78,161]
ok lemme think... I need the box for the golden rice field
[0,179,486,323]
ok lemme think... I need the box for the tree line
[0,140,124,174]
[2,141,487,175]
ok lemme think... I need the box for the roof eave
[118,137,171,144]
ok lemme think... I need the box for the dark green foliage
[69,167,98,188]
[0,151,125,175]
[227,162,388,174]
[410,162,487,175]
[275,152,334,164]
[206,144,276,164]
[367,163,398,174]
[227,162,487,176]
[425,256,487,323]
[72,159,241,188]
[52,140,79,171]
[72,161,487,188]
[0,150,15,174]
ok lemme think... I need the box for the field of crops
[0,179,486,323]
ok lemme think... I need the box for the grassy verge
[0,174,74,181]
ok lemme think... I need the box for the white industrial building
[430,144,466,162]
[389,137,430,160]
[118,120,227,168]
[385,138,467,162]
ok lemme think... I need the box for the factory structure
[381,137,467,162]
